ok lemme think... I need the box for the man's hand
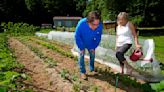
[90,49,95,54]
[80,50,85,55]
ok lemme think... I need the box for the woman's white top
[116,22,133,46]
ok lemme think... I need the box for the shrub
[1,22,40,36]
[130,15,143,26]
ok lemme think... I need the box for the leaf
[150,82,164,91]
[0,86,7,92]
[0,80,10,85]
[4,71,20,81]
[21,73,27,79]
[160,80,164,86]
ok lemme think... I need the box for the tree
[74,0,87,16]
[0,0,29,23]
[84,0,164,26]
[25,0,81,24]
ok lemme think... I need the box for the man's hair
[117,12,129,20]
[87,11,101,23]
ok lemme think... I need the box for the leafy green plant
[0,71,20,90]
[60,69,69,80]
[0,33,32,91]
[1,22,40,36]
[32,39,73,57]
[95,66,154,92]
[0,86,7,92]
[71,74,78,82]
[150,80,164,92]
[90,85,99,92]
[45,58,57,68]
[73,82,81,92]
[131,15,143,26]
[29,38,77,61]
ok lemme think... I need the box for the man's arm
[75,23,85,51]
[93,24,103,49]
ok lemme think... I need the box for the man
[75,11,103,80]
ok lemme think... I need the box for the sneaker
[81,73,87,80]
[90,71,98,75]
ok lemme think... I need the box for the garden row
[0,33,31,92]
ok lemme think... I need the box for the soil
[9,38,73,92]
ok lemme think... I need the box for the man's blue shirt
[75,18,103,50]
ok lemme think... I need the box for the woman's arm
[115,26,118,50]
[129,22,141,49]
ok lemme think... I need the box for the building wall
[53,19,80,27]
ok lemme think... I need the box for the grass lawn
[140,36,164,64]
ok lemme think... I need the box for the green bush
[1,22,40,36]
[131,15,143,26]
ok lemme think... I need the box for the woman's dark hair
[87,11,101,23]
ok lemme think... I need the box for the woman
[115,12,141,74]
